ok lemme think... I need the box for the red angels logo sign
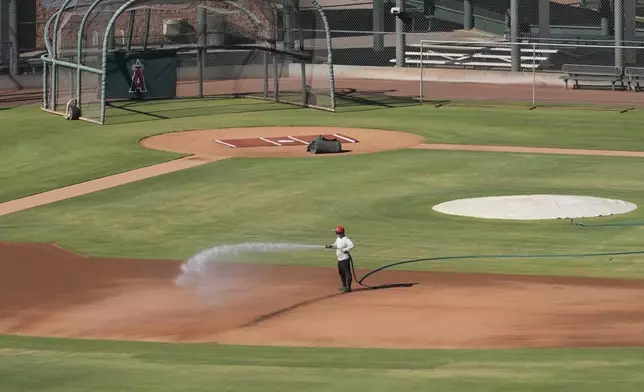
[129,59,147,93]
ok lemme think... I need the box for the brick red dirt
[0,88,42,108]
[333,78,644,107]
[141,127,423,158]
[3,242,644,349]
[179,77,644,108]
[8,76,642,111]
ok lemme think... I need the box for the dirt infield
[341,79,644,106]
[5,75,644,111]
[177,77,644,108]
[0,88,42,108]
[141,127,422,158]
[2,242,644,349]
[6,78,644,350]
[215,133,359,148]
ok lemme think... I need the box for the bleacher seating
[391,43,559,71]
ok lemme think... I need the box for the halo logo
[129,59,147,93]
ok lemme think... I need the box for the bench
[624,67,644,91]
[560,64,624,91]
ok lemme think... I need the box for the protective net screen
[278,1,334,110]
[43,62,53,110]
[78,69,103,122]
[197,48,269,98]
[54,65,76,113]
[105,0,334,110]
[45,0,335,123]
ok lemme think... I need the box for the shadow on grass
[104,97,300,125]
[334,88,421,112]
[99,89,424,123]
[423,99,638,112]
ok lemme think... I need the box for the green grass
[102,97,295,124]
[3,148,644,278]
[2,335,644,392]
[0,106,181,203]
[5,100,644,202]
[5,98,644,391]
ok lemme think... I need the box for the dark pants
[338,257,352,288]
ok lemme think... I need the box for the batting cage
[41,0,336,124]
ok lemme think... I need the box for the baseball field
[3,85,644,391]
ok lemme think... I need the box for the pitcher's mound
[141,127,423,158]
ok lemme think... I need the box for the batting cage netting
[41,0,336,124]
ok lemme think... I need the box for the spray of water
[174,242,324,293]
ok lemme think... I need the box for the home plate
[278,139,296,143]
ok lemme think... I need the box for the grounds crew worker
[325,226,355,292]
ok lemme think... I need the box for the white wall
[291,64,566,86]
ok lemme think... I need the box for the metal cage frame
[41,0,336,124]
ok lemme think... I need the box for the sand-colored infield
[140,127,424,158]
[433,195,638,220]
[3,242,644,349]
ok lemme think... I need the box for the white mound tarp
[432,195,637,220]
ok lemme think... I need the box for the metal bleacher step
[394,42,560,71]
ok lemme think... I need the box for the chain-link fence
[40,0,336,123]
[10,0,644,111]
[308,0,644,110]
[0,41,16,75]
[10,1,644,66]
[412,41,644,110]
[312,0,644,66]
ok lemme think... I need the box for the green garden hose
[571,218,644,227]
[350,249,644,288]
[345,218,644,289]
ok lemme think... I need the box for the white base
[432,195,637,221]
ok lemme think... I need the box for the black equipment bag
[306,135,342,154]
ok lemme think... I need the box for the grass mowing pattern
[2,335,644,392]
[3,149,644,278]
[5,100,644,202]
[4,97,644,391]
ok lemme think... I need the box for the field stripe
[288,136,309,145]
[333,134,357,143]
[260,137,282,146]
[215,139,237,148]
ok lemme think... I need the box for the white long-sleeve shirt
[332,236,354,261]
